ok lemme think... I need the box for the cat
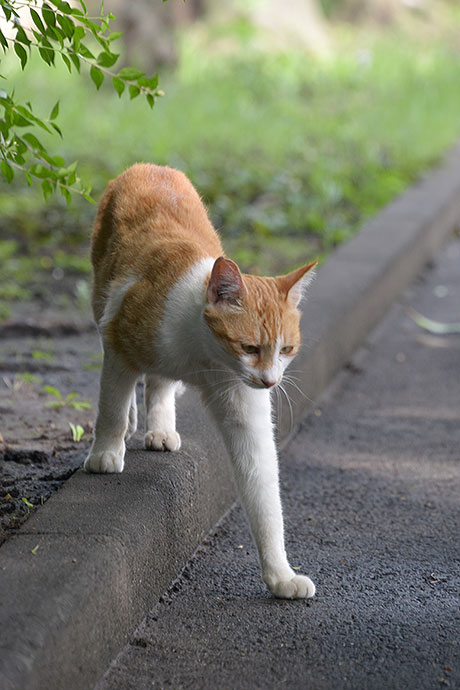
[84,163,317,599]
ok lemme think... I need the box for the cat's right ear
[207,257,247,307]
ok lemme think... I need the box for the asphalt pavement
[94,237,460,690]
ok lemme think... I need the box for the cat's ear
[277,260,318,308]
[207,257,247,307]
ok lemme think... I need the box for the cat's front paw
[265,573,316,600]
[84,450,124,473]
[144,430,181,452]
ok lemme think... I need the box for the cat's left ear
[277,260,318,307]
[207,256,247,307]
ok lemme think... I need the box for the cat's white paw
[144,430,181,452]
[266,574,316,600]
[84,450,124,473]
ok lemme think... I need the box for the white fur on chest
[157,257,216,380]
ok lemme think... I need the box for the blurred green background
[1,0,460,320]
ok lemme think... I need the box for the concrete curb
[2,146,460,690]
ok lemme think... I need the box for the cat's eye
[280,346,294,355]
[241,344,259,355]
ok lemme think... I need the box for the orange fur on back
[92,163,223,370]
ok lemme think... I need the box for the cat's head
[203,256,317,389]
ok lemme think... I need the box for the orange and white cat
[85,163,317,599]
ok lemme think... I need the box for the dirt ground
[0,298,101,544]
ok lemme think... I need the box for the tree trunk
[251,0,331,57]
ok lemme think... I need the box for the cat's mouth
[248,375,281,390]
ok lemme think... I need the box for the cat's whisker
[278,382,294,433]
[203,380,243,408]
[182,367,233,381]
[283,376,314,405]
[202,377,243,390]
[274,385,282,429]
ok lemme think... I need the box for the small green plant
[31,544,39,555]
[43,385,92,410]
[32,350,54,361]
[0,303,11,322]
[19,372,41,385]
[68,422,85,442]
[21,496,34,513]
[3,372,41,392]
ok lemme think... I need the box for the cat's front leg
[84,349,138,473]
[202,382,315,599]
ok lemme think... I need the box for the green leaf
[118,67,145,81]
[129,85,140,100]
[29,164,52,179]
[42,3,56,29]
[90,65,104,90]
[112,76,125,97]
[1,160,14,183]
[147,94,155,109]
[22,497,34,509]
[39,45,55,67]
[69,52,81,72]
[107,31,122,42]
[78,43,95,60]
[61,186,72,205]
[14,137,27,155]
[50,100,60,120]
[42,179,53,201]
[73,25,85,52]
[12,111,31,127]
[65,393,79,402]
[30,7,46,33]
[0,30,8,51]
[53,0,73,14]
[14,42,28,70]
[97,51,119,68]
[61,53,72,72]
[47,25,64,48]
[71,400,92,410]
[43,385,61,399]
[51,122,63,138]
[52,155,66,167]
[138,75,159,90]
[15,26,31,46]
[57,13,75,39]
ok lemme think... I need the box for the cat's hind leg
[84,348,138,473]
[125,387,138,440]
[144,374,182,451]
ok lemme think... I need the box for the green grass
[1,23,460,313]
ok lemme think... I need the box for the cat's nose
[261,377,277,388]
